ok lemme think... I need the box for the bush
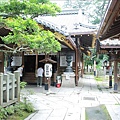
[5,105,14,115]
[0,100,35,120]
[20,81,27,89]
[0,106,8,119]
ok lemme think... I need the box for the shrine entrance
[24,55,36,72]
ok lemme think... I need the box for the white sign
[44,63,52,77]
[11,56,22,66]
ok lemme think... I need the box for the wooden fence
[0,71,20,107]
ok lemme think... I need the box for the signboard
[44,63,52,77]
[11,56,22,66]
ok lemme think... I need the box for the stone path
[22,75,120,120]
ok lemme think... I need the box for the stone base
[61,72,75,87]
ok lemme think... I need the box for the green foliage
[1,17,61,53]
[20,81,27,89]
[0,106,8,119]
[0,100,35,120]
[0,0,61,54]
[96,54,109,70]
[94,76,104,81]
[83,49,95,66]
[5,105,15,115]
[0,0,61,18]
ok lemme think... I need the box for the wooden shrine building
[96,0,120,91]
[0,9,97,86]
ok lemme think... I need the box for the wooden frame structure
[97,0,120,91]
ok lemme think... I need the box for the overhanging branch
[0,44,33,53]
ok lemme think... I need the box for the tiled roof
[100,39,120,46]
[35,9,97,37]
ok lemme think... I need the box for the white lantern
[44,63,52,77]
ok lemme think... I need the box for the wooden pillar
[114,60,118,91]
[75,49,78,86]
[0,52,4,73]
[81,54,84,78]
[22,52,24,65]
[35,52,38,70]
[57,52,60,75]
[109,61,112,88]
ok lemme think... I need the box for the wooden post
[22,52,24,65]
[75,49,78,86]
[9,73,15,100]
[53,72,57,86]
[14,71,20,102]
[109,61,112,88]
[35,52,38,82]
[81,54,84,78]
[0,52,4,73]
[114,60,118,91]
[4,74,9,103]
[0,73,3,105]
[57,52,60,75]
[48,77,51,90]
[36,52,38,70]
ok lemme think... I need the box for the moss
[100,105,112,120]
[85,110,89,120]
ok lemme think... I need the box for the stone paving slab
[23,75,120,120]
[106,105,120,120]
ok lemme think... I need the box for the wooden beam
[92,34,96,48]
[97,0,120,38]
[54,32,74,50]
[101,28,120,40]
[0,52,4,73]
[38,23,76,50]
[102,0,119,34]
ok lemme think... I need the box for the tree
[62,0,109,24]
[0,0,61,54]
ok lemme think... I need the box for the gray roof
[35,9,97,37]
[100,39,120,46]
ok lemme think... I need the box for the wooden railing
[0,71,20,107]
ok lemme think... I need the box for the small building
[0,9,97,86]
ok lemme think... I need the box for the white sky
[50,0,65,7]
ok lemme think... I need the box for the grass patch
[6,111,32,120]
[100,105,112,120]
[0,99,35,120]
[115,103,120,105]
[85,111,89,120]
[94,76,104,81]
[85,72,94,75]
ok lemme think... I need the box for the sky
[50,0,65,7]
